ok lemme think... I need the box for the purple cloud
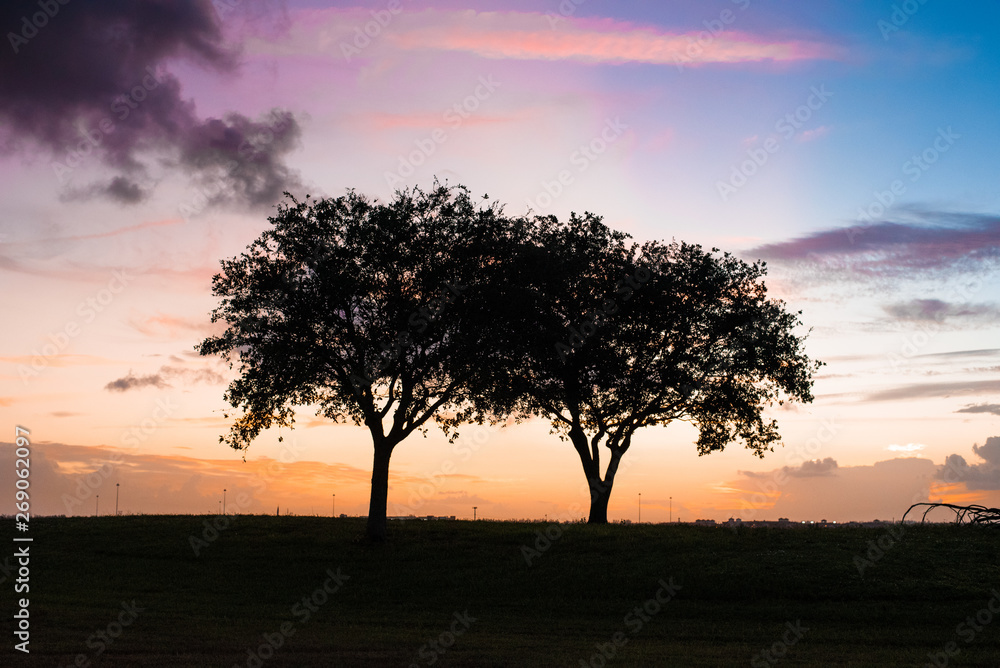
[882,299,1000,323]
[748,212,1000,277]
[0,0,302,207]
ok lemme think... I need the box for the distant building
[694,519,716,526]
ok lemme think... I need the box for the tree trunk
[570,427,625,524]
[365,440,393,541]
[588,476,611,523]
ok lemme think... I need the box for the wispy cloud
[866,379,1000,403]
[105,360,225,393]
[390,16,840,66]
[278,9,840,68]
[795,125,832,143]
[882,299,1000,324]
[957,403,1000,416]
[749,212,1000,278]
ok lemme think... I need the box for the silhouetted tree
[491,213,821,523]
[198,184,519,540]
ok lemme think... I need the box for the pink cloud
[269,10,840,68]
[796,125,832,142]
[365,111,519,130]
[386,14,840,67]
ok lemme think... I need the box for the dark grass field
[4,516,1000,667]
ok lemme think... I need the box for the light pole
[115,483,120,516]
[332,494,335,517]
[473,506,477,520]
[219,500,222,514]
[96,495,99,516]
[638,492,641,523]
[670,496,672,523]
[223,488,227,515]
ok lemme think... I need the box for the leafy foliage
[198,183,514,451]
[487,213,822,521]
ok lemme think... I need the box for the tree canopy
[199,183,821,536]
[198,183,520,540]
[485,213,821,522]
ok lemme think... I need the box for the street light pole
[96,495,99,516]
[223,488,227,515]
[332,494,335,517]
[638,492,641,523]
[115,483,120,516]
[670,496,672,523]
[473,506,477,520]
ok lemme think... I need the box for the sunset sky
[2,0,999,524]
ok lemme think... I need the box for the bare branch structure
[901,502,1000,526]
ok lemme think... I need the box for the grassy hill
[5,516,1000,666]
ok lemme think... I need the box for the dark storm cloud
[748,212,1000,277]
[935,436,1000,491]
[0,0,301,208]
